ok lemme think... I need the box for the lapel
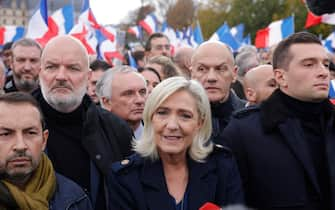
[278,119,321,195]
[187,157,218,209]
[140,159,176,210]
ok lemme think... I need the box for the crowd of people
[0,30,334,210]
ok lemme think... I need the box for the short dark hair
[90,59,111,72]
[272,32,322,70]
[132,50,145,62]
[2,42,13,52]
[0,92,46,129]
[139,67,162,82]
[147,55,180,79]
[145,33,169,51]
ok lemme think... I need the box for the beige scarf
[1,153,56,210]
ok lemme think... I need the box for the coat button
[95,154,101,160]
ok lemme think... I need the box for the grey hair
[96,65,146,107]
[133,76,213,162]
[235,50,260,77]
[12,38,42,56]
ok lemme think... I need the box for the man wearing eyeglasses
[144,33,172,60]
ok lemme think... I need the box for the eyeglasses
[152,44,171,51]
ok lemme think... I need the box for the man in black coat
[222,32,335,210]
[191,41,246,144]
[34,35,133,210]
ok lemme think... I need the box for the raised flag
[100,26,116,42]
[323,31,335,52]
[50,5,74,35]
[0,26,25,46]
[305,11,335,28]
[209,23,241,51]
[70,23,97,55]
[193,21,204,45]
[255,16,294,48]
[209,23,230,41]
[96,29,122,65]
[230,24,244,42]
[241,34,251,46]
[25,0,49,40]
[139,13,158,35]
[127,51,137,69]
[78,0,100,29]
[128,26,142,39]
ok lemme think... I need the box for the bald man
[244,64,278,106]
[33,35,133,210]
[173,46,194,78]
[191,41,246,144]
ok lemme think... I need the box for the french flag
[139,13,158,35]
[255,16,294,48]
[50,5,74,35]
[305,11,335,28]
[25,0,51,44]
[99,26,116,42]
[78,0,100,29]
[96,29,123,65]
[0,26,25,46]
[69,23,97,55]
[128,26,142,39]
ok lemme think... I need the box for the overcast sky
[90,0,142,25]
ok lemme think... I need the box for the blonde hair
[133,76,213,162]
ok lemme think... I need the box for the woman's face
[141,70,160,94]
[152,89,202,158]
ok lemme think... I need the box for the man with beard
[4,38,41,93]
[0,92,92,210]
[33,35,133,210]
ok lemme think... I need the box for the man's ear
[88,69,93,79]
[232,65,238,83]
[42,129,49,151]
[101,97,112,111]
[274,68,288,88]
[245,87,256,104]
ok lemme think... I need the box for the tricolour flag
[0,26,25,46]
[139,13,158,35]
[69,23,97,55]
[305,11,335,28]
[255,16,294,48]
[78,0,100,29]
[25,0,50,41]
[128,26,142,39]
[50,5,74,35]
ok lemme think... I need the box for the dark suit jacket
[107,146,244,210]
[221,90,335,210]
